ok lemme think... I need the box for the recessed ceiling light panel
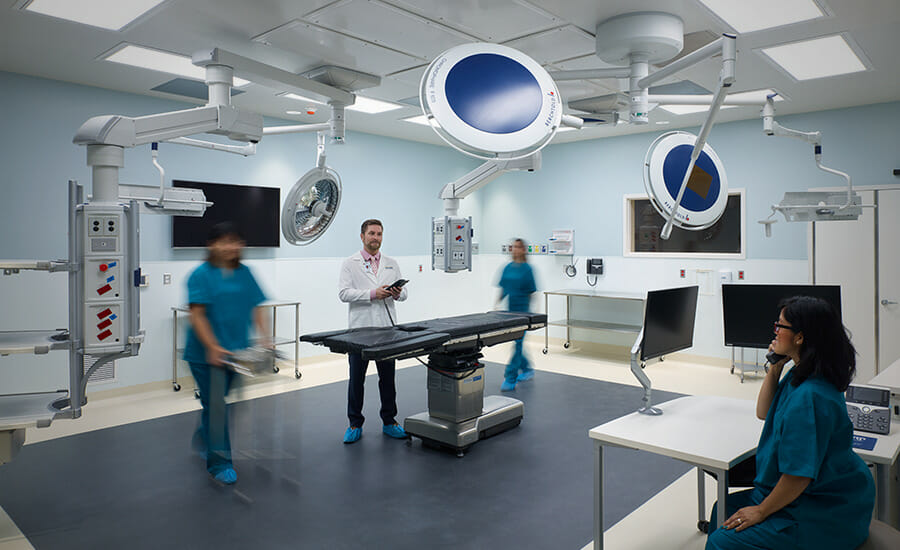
[22,0,165,31]
[697,0,825,33]
[760,34,867,81]
[102,44,249,86]
[347,96,403,114]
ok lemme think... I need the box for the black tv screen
[721,284,842,349]
[172,180,280,248]
[641,286,699,361]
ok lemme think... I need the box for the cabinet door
[814,190,877,383]
[878,189,900,373]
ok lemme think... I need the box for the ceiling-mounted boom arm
[659,34,736,239]
[439,153,541,216]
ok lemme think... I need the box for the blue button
[445,53,542,134]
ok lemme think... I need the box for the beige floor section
[0,340,764,549]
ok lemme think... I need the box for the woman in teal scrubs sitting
[706,296,874,549]
[183,222,267,485]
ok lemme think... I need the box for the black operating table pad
[301,312,547,361]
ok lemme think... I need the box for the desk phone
[846,384,891,435]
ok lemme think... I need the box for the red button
[97,329,112,341]
[97,319,112,330]
[99,264,108,272]
[97,284,112,295]
[97,308,112,319]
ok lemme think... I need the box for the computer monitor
[640,286,699,361]
[721,284,842,349]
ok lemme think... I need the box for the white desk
[589,396,761,549]
[854,424,900,527]
[589,395,900,549]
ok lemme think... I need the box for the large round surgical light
[281,167,341,245]
[643,131,728,231]
[420,43,562,160]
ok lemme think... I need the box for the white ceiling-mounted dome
[420,42,562,160]
[643,131,728,231]
[595,12,684,65]
[281,167,341,245]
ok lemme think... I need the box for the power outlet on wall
[163,273,172,285]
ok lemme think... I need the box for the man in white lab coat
[338,219,410,444]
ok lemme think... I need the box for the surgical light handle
[660,35,735,240]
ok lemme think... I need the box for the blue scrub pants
[504,337,532,384]
[189,362,236,475]
[347,352,397,428]
[706,488,800,550]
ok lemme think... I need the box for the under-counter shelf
[0,330,70,355]
[547,319,643,334]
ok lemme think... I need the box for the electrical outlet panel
[432,216,472,272]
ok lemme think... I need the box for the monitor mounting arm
[630,328,663,416]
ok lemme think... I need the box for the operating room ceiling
[1,0,898,146]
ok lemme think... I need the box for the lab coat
[338,252,408,329]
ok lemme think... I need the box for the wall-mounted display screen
[172,180,280,248]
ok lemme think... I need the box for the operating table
[301,311,546,455]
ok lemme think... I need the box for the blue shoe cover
[500,380,516,392]
[516,369,535,382]
[213,468,237,484]
[382,423,409,439]
[343,426,362,444]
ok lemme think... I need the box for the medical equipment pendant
[432,216,472,272]
[79,203,139,355]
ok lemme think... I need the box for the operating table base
[404,395,523,456]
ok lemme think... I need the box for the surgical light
[696,0,824,33]
[103,44,250,87]
[420,43,562,160]
[760,35,867,81]
[22,0,165,31]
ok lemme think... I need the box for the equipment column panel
[432,216,472,272]
[81,205,128,353]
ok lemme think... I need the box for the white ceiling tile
[502,24,596,65]
[304,0,475,60]
[387,0,561,42]
[253,19,424,76]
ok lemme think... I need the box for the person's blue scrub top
[183,262,266,364]
[499,262,536,313]
[753,368,874,548]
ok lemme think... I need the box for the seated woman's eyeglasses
[774,322,793,332]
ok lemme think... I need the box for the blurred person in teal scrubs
[183,222,267,485]
[706,296,874,550]
[497,238,537,392]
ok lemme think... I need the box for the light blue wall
[481,101,900,259]
[0,71,480,262]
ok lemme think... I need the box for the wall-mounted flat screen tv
[172,180,280,248]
